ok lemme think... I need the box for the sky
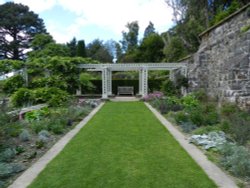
[1,0,174,44]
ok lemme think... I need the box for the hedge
[82,79,165,95]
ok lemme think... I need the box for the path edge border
[145,102,238,188]
[8,102,105,188]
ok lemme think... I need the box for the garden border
[8,102,105,188]
[145,102,238,188]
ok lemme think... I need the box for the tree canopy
[0,2,46,60]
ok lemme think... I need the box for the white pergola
[78,63,187,99]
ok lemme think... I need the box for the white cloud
[0,0,5,5]
[13,0,56,13]
[11,0,174,43]
[56,0,173,35]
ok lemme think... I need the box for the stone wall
[186,4,250,108]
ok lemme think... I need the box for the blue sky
[1,0,174,44]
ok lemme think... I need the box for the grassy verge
[29,102,216,188]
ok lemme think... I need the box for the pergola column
[102,67,108,99]
[107,69,112,96]
[140,68,148,97]
[139,70,143,95]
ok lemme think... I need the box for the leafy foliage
[11,87,70,107]
[0,60,24,75]
[219,143,250,179]
[3,74,25,94]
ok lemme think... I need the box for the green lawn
[29,102,217,188]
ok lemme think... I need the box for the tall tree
[143,22,156,38]
[137,33,164,62]
[0,2,46,60]
[120,21,139,53]
[76,40,86,57]
[67,37,77,57]
[87,39,113,63]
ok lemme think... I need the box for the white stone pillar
[141,68,148,97]
[139,70,143,95]
[102,68,108,99]
[107,69,112,96]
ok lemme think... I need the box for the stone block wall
[186,4,250,108]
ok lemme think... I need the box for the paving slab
[8,103,104,188]
[145,102,238,188]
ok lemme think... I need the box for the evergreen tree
[87,39,113,63]
[0,2,46,60]
[120,21,139,53]
[143,22,156,38]
[67,37,77,57]
[77,40,86,58]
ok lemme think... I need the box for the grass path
[29,102,217,188]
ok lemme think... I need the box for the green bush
[228,113,250,145]
[189,107,204,126]
[181,94,199,109]
[25,107,49,122]
[179,122,197,133]
[219,143,250,179]
[33,87,70,107]
[31,120,49,134]
[5,122,22,137]
[0,148,16,162]
[3,74,25,94]
[19,129,31,142]
[161,80,177,96]
[174,111,189,124]
[11,88,35,107]
[11,87,70,107]
[48,123,64,134]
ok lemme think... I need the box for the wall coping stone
[199,3,250,38]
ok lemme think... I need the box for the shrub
[189,107,204,126]
[181,94,199,110]
[0,148,16,162]
[5,122,22,137]
[31,120,49,134]
[192,89,208,102]
[161,80,177,96]
[48,123,64,134]
[0,162,25,178]
[11,87,70,107]
[19,129,31,142]
[36,140,45,149]
[143,91,164,102]
[15,146,25,155]
[179,122,197,133]
[25,107,49,122]
[188,103,219,127]
[219,143,250,179]
[165,96,183,112]
[33,87,70,107]
[11,88,35,107]
[3,74,25,94]
[228,113,250,145]
[174,111,189,124]
[38,130,50,138]
[221,103,239,117]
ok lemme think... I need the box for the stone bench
[117,86,134,95]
